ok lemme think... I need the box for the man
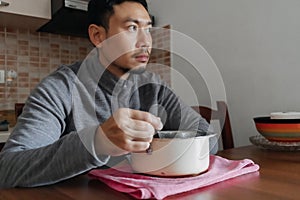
[0,0,213,188]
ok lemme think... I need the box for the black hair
[88,0,149,30]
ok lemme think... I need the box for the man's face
[99,1,152,77]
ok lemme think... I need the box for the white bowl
[130,131,211,177]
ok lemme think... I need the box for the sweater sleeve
[0,66,109,188]
[160,87,219,154]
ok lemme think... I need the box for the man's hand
[95,108,163,156]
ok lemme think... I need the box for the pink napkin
[89,155,259,199]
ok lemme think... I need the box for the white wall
[149,0,300,147]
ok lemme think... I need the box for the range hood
[37,0,89,38]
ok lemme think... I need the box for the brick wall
[148,25,171,85]
[0,27,93,111]
[0,25,171,115]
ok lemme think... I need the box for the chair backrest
[192,101,234,150]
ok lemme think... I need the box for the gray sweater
[0,49,211,188]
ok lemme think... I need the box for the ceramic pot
[130,131,212,177]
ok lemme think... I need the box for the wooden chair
[15,103,25,120]
[192,101,234,150]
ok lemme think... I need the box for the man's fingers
[98,108,163,155]
[123,139,151,152]
[128,109,163,130]
[122,119,155,141]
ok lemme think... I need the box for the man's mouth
[135,54,149,62]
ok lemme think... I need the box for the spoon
[146,131,161,155]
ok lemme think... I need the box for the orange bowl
[253,117,300,142]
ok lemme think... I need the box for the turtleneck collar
[81,48,134,95]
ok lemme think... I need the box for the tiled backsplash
[0,27,93,111]
[148,25,171,85]
[0,25,171,114]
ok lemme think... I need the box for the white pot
[130,132,212,177]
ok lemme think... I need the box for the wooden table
[0,145,299,199]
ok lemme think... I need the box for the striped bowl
[253,117,300,142]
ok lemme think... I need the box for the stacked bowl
[253,112,300,142]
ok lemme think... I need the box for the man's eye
[145,27,151,34]
[128,25,137,32]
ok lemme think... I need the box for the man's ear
[88,24,106,47]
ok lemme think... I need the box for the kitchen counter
[0,127,13,143]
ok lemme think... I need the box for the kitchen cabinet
[0,127,11,144]
[0,0,50,19]
[0,0,51,30]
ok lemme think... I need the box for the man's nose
[136,28,152,48]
